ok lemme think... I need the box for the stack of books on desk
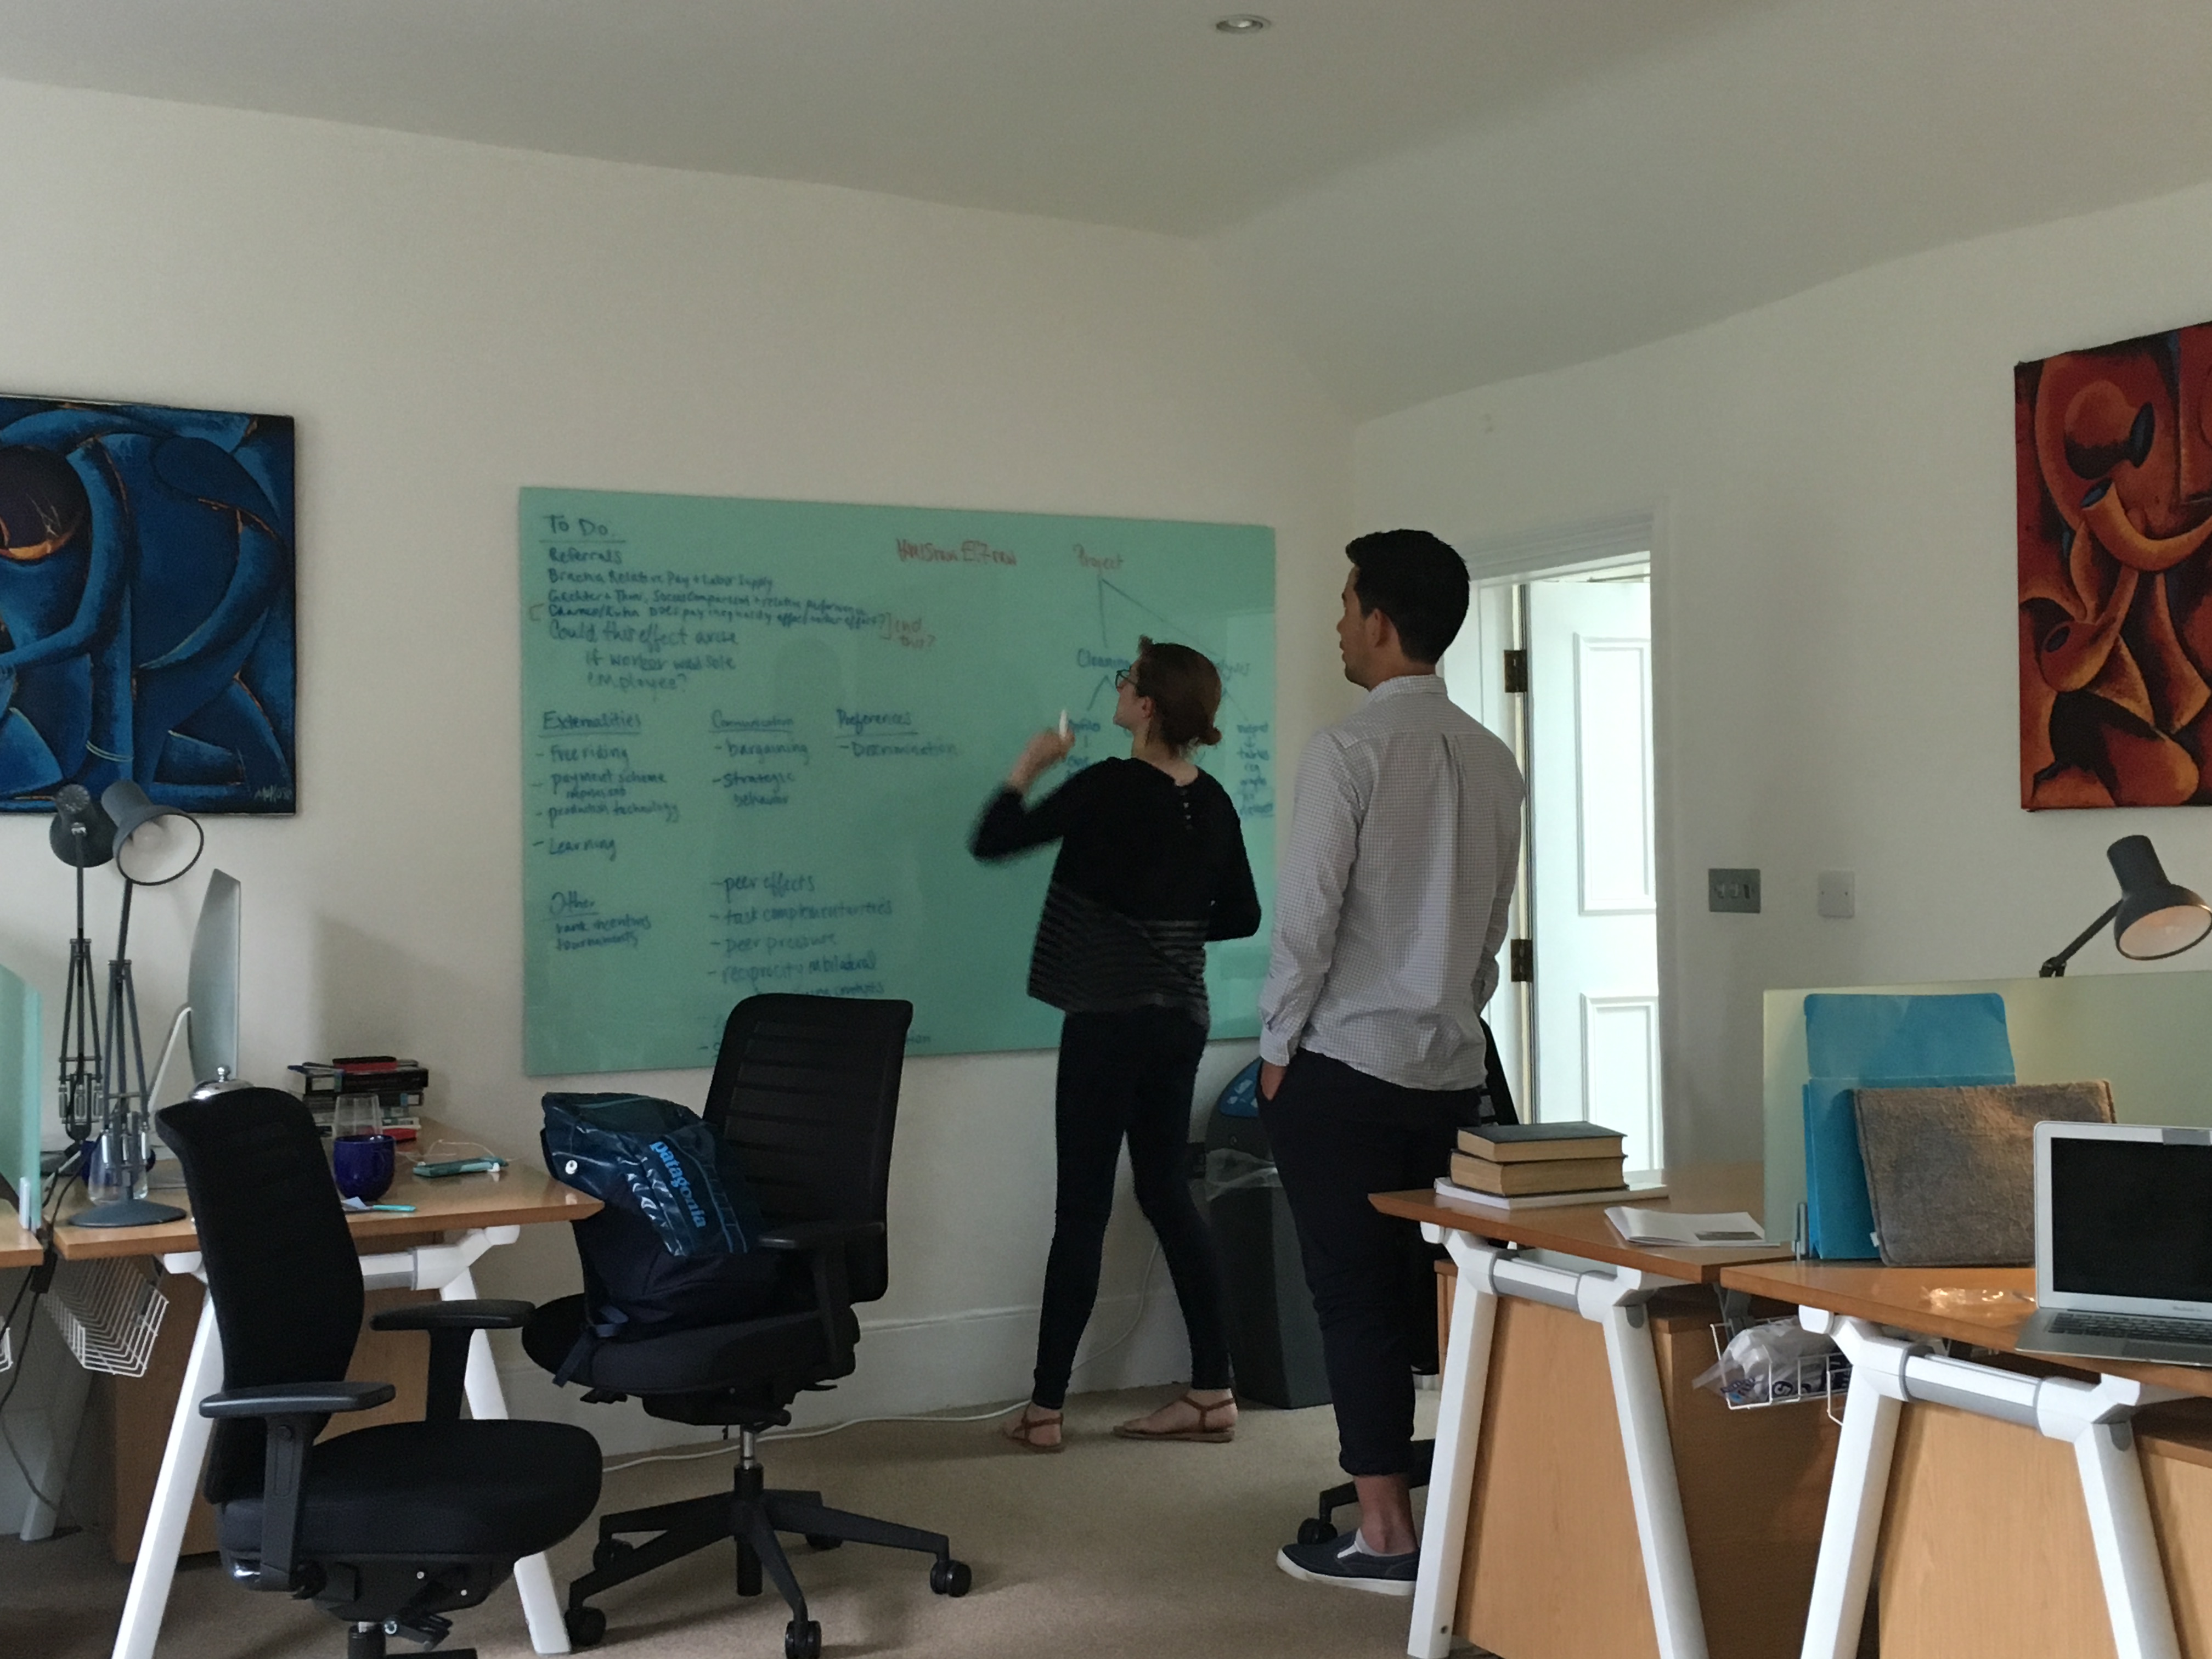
[1437,1120,1644,1210]
[290,1055,428,1137]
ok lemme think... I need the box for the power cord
[0,1145,89,1513]
[0,1249,62,1513]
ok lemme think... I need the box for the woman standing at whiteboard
[972,638,1261,1452]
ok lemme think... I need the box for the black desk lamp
[48,786,115,1147]
[2038,834,2212,978]
[67,782,205,1227]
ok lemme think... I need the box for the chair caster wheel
[564,1606,606,1649]
[1296,1519,1338,1547]
[805,1533,843,1551]
[591,1538,634,1572]
[929,1559,972,1597]
[784,1618,822,1659]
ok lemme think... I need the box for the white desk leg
[442,1266,571,1656]
[1797,1318,1903,1659]
[1599,1295,1709,1659]
[2073,1419,2181,1659]
[20,1339,95,1541]
[111,1289,219,1659]
[1407,1231,1498,1659]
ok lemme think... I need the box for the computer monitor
[186,869,246,1096]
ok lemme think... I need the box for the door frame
[1438,508,1670,1143]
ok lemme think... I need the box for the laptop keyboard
[2047,1312,2212,1344]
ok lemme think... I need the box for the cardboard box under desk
[1436,1262,1855,1659]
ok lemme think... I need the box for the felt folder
[1852,1080,2113,1267]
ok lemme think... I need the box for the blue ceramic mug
[332,1133,397,1203]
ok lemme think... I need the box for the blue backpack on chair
[540,1093,782,1385]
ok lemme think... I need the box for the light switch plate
[1818,870,1856,919]
[1708,868,1760,913]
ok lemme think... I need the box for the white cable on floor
[599,1239,1168,1470]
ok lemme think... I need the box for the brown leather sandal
[1113,1391,1237,1443]
[1003,1405,1065,1453]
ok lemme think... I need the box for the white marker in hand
[1058,710,1070,740]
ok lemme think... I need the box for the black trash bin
[1200,1060,1331,1410]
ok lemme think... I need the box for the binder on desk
[1801,992,2014,1260]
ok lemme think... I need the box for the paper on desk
[1605,1206,1768,1247]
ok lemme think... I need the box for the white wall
[0,80,1351,1455]
[1357,177,2212,1171]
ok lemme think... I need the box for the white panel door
[1527,577,1660,1165]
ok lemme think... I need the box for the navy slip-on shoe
[1275,1530,1419,1596]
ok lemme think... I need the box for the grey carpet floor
[2,1387,1437,1659]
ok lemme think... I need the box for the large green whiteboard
[520,489,1276,1075]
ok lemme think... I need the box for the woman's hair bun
[1131,636,1226,753]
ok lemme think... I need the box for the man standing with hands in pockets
[1261,529,1524,1595]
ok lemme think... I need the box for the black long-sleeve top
[970,758,1262,1027]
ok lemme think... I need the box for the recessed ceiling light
[1215,15,1271,33]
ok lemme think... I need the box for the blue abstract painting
[0,396,295,814]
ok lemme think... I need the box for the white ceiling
[1214,0,2212,415]
[0,0,1771,235]
[7,0,2212,417]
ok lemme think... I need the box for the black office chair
[522,995,969,1659]
[156,1091,603,1659]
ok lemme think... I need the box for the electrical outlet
[1708,868,1760,913]
[1818,870,1856,919]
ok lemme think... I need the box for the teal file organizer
[1801,992,2014,1260]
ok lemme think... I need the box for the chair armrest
[755,1222,878,1375]
[201,1381,395,1593]
[756,1220,883,1252]
[370,1301,533,1422]
[200,1381,396,1419]
[370,1299,535,1332]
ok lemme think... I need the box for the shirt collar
[1363,673,1446,705]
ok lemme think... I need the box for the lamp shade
[48,783,116,868]
[2108,834,2212,960]
[99,781,204,886]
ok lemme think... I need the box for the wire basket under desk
[1706,1317,1850,1419]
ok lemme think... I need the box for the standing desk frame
[1412,1226,1708,1659]
[1793,1310,2182,1659]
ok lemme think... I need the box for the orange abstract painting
[2018,325,2212,809]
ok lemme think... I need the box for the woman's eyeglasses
[1113,667,1141,692]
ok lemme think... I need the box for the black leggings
[1030,1008,1233,1409]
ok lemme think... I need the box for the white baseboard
[498,1283,1193,1458]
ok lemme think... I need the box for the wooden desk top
[1718,1258,2212,1402]
[51,1116,600,1261]
[1372,1161,1796,1285]
[1,1200,42,1269]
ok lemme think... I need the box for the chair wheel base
[1296,1519,1338,1547]
[804,1533,842,1551]
[785,1618,822,1659]
[929,1558,972,1597]
[564,1606,606,1649]
[591,1538,634,1572]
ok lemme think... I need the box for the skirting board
[496,1285,1195,1457]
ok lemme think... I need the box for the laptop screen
[2051,1136,2212,1302]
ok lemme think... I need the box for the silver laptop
[2016,1121,2212,1367]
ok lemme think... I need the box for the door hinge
[1509,939,1534,983]
[1502,649,1527,693]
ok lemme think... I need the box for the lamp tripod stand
[48,782,188,1229]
